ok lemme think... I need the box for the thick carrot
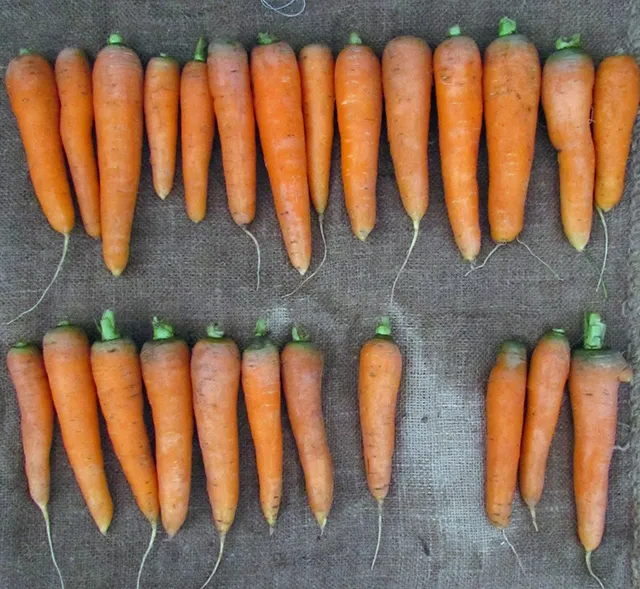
[485,340,527,529]
[593,55,640,212]
[93,33,143,276]
[140,318,193,538]
[335,33,382,241]
[519,328,570,530]
[484,18,541,243]
[145,52,180,199]
[55,47,101,238]
[434,26,482,262]
[241,319,283,530]
[359,318,402,569]
[192,325,240,585]
[43,322,113,534]
[252,34,312,275]
[182,38,215,222]
[542,34,595,252]
[569,313,632,586]
[7,342,64,587]
[281,326,333,531]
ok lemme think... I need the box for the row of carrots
[486,313,631,589]
[7,312,402,588]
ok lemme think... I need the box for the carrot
[335,33,382,241]
[192,325,240,586]
[241,319,283,530]
[208,40,261,287]
[181,38,215,223]
[90,310,159,589]
[484,17,541,243]
[542,34,595,252]
[55,47,101,238]
[383,36,432,304]
[434,26,483,262]
[569,313,632,588]
[93,33,143,276]
[359,317,402,569]
[519,328,570,530]
[252,34,312,275]
[144,52,180,199]
[7,342,64,587]
[281,326,333,532]
[43,322,113,534]
[5,50,75,323]
[140,318,193,538]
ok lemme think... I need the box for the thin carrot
[140,318,193,538]
[7,342,64,588]
[434,25,482,262]
[335,33,382,241]
[241,319,283,530]
[43,322,113,534]
[359,317,402,569]
[55,47,101,238]
[192,325,241,587]
[93,33,143,276]
[252,33,312,275]
[182,38,215,223]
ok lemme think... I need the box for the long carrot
[55,47,101,239]
[140,318,193,538]
[7,342,64,587]
[519,328,570,530]
[192,325,240,586]
[43,322,113,534]
[569,313,632,588]
[335,33,382,241]
[434,26,483,262]
[252,34,312,276]
[241,319,283,530]
[93,33,143,276]
[359,317,402,569]
[90,310,159,589]
[542,34,595,252]
[484,17,540,243]
[182,38,215,223]
[281,326,333,531]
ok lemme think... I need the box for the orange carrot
[434,26,483,262]
[241,319,283,530]
[252,34,312,275]
[335,33,382,241]
[55,47,101,238]
[43,322,113,534]
[93,33,143,276]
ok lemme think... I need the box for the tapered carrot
[182,38,215,223]
[281,326,333,531]
[383,36,432,303]
[359,318,402,569]
[140,318,193,538]
[241,319,283,530]
[252,34,312,275]
[192,325,240,586]
[519,328,570,530]
[90,310,159,589]
[94,33,143,276]
[55,47,101,238]
[43,322,113,534]
[434,26,482,261]
[335,33,382,241]
[542,35,595,252]
[569,313,632,588]
[484,18,540,243]
[7,342,64,587]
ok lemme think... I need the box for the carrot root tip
[371,499,383,570]
[595,206,609,297]
[516,238,563,281]
[39,504,65,589]
[501,529,525,574]
[136,520,158,589]
[197,532,226,589]
[528,505,539,532]
[464,242,504,277]
[389,218,420,308]
[585,551,606,589]
[240,225,261,291]
[269,524,276,536]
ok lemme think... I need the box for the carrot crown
[498,17,517,37]
[206,324,225,339]
[555,34,581,51]
[152,317,174,340]
[583,313,606,350]
[447,25,462,37]
[292,325,310,342]
[12,340,31,349]
[18,48,34,56]
[107,33,125,46]
[257,33,279,45]
[246,318,275,352]
[98,310,121,342]
[193,37,207,62]
[348,32,363,45]
[375,317,392,338]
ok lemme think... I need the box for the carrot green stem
[152,317,174,340]
[206,324,225,339]
[57,320,71,327]
[555,34,581,51]
[258,32,278,45]
[12,341,31,349]
[159,52,169,58]
[375,317,392,337]
[292,325,310,342]
[498,17,517,37]
[194,37,207,62]
[551,328,566,336]
[99,310,121,342]
[107,33,125,46]
[583,313,606,350]
[254,319,268,338]
[448,25,462,37]
[19,48,33,56]
[348,32,363,45]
